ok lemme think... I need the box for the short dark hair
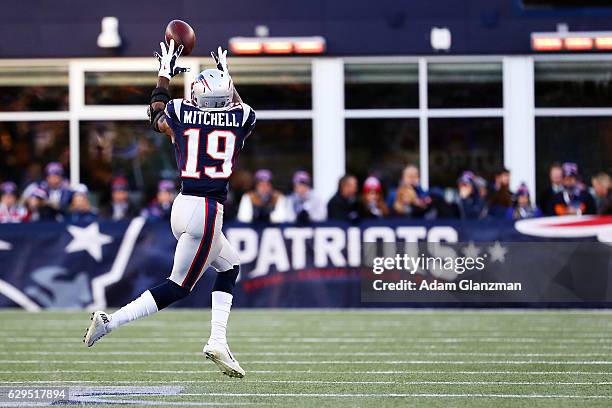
[338,174,356,190]
[495,167,510,176]
[550,162,562,170]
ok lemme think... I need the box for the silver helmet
[191,69,233,108]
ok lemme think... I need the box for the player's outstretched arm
[211,46,243,104]
[149,76,173,137]
[148,39,188,138]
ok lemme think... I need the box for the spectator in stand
[487,167,513,218]
[426,187,459,219]
[101,176,138,221]
[360,176,389,219]
[66,184,98,224]
[387,165,430,218]
[455,172,485,219]
[327,174,360,222]
[551,162,596,216]
[507,183,541,220]
[0,182,27,223]
[285,171,326,223]
[237,169,287,223]
[392,182,418,217]
[591,172,612,215]
[23,162,72,214]
[141,180,176,221]
[540,163,564,215]
[474,175,488,201]
[23,186,57,222]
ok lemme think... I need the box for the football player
[84,40,255,379]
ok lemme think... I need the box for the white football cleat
[83,311,111,347]
[203,341,245,378]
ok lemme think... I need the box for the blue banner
[0,216,610,309]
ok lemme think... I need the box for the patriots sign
[0,216,611,309]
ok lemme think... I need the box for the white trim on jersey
[172,99,183,121]
[240,103,252,127]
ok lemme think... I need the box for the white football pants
[169,193,239,290]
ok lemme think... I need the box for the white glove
[211,46,229,74]
[155,39,189,79]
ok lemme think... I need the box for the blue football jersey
[164,99,256,203]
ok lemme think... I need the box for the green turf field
[1,309,612,407]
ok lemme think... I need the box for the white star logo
[65,223,113,262]
[488,241,507,263]
[462,241,481,259]
[0,240,11,251]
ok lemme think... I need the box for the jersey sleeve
[164,99,183,125]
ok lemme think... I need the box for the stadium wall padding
[0,217,611,308]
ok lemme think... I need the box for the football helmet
[191,69,233,109]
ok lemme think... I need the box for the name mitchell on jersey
[183,110,241,127]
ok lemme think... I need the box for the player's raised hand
[155,39,189,79]
[211,46,229,73]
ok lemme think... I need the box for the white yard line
[1,379,612,386]
[4,328,612,339]
[238,360,612,365]
[3,359,612,365]
[181,392,612,399]
[3,329,612,337]
[3,341,611,347]
[0,351,610,357]
[248,360,612,365]
[2,369,612,375]
[4,345,612,353]
[3,337,612,344]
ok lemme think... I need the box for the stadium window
[0,65,69,111]
[0,121,69,188]
[427,62,503,109]
[344,63,419,109]
[85,72,184,105]
[535,61,612,108]
[79,121,178,209]
[535,116,612,203]
[225,62,311,110]
[428,118,503,188]
[236,120,313,193]
[345,119,419,186]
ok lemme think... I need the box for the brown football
[165,20,196,56]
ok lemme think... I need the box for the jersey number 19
[180,129,236,179]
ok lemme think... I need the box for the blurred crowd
[1,161,611,224]
[0,162,176,224]
[313,162,609,223]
